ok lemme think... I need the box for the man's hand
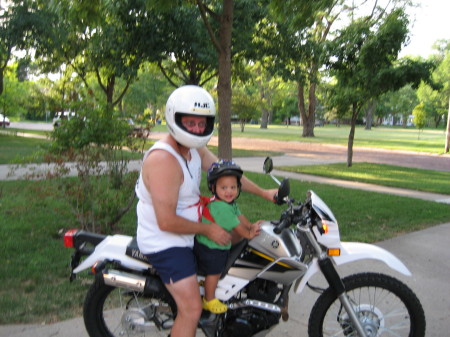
[206,223,232,246]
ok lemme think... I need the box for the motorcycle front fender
[73,234,150,273]
[293,241,411,294]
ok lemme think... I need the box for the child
[194,160,263,314]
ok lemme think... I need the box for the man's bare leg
[165,274,202,337]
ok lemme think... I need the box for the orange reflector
[64,229,78,248]
[327,248,341,256]
[91,262,99,275]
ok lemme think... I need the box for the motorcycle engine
[223,308,280,337]
[222,279,280,337]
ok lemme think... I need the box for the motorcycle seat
[125,237,151,265]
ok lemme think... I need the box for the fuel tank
[248,221,301,259]
[227,221,306,284]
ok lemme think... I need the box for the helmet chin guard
[165,85,216,148]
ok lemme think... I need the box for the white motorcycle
[64,157,425,337]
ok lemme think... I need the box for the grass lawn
[202,124,446,154]
[0,133,281,165]
[278,163,450,195]
[1,123,449,324]
[1,173,450,324]
[0,133,52,164]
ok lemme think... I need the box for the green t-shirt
[196,200,241,250]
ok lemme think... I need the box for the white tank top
[136,141,202,254]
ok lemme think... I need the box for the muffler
[103,269,147,292]
[102,269,168,297]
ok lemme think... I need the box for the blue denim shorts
[194,239,229,275]
[145,247,197,284]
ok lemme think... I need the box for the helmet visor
[175,113,215,137]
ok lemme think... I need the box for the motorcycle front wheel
[83,274,176,337]
[308,272,426,337]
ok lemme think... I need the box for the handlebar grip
[274,193,284,205]
[273,218,289,234]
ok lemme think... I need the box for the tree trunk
[347,103,359,167]
[298,82,315,137]
[259,87,268,129]
[106,76,115,105]
[0,68,4,96]
[217,0,233,160]
[365,98,376,130]
[260,108,268,128]
[240,120,245,132]
[259,73,268,129]
[445,97,450,153]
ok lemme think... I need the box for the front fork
[302,225,368,337]
[319,258,367,337]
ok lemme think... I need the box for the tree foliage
[231,85,261,132]
[412,102,426,137]
[254,0,336,136]
[326,8,434,166]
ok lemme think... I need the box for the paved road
[9,121,53,131]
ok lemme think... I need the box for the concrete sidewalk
[1,155,449,204]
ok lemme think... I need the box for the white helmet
[165,85,216,148]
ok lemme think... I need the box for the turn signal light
[327,248,341,256]
[322,223,329,234]
[64,229,79,248]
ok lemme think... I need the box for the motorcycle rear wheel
[83,274,175,337]
[308,272,425,337]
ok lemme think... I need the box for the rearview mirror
[263,157,273,174]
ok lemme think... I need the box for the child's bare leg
[204,274,221,301]
[203,274,228,313]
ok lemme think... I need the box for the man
[136,85,276,337]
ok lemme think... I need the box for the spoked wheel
[83,274,176,337]
[308,273,426,337]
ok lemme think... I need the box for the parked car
[53,111,75,127]
[0,114,10,127]
[315,119,324,127]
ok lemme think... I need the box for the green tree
[255,0,335,136]
[155,5,218,87]
[1,1,42,98]
[123,63,172,119]
[326,9,434,166]
[231,86,260,132]
[33,0,166,108]
[0,64,29,122]
[376,85,419,127]
[417,44,450,129]
[271,81,298,124]
[194,0,267,159]
[412,102,426,138]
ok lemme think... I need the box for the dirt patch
[150,132,450,172]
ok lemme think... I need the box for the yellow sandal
[202,297,228,314]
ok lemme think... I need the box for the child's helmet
[207,160,243,193]
[165,85,215,148]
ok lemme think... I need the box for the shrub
[45,106,147,233]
